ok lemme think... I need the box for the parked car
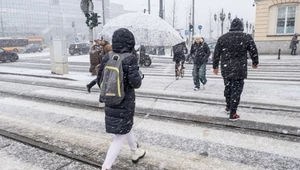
[69,43,90,56]
[0,48,19,62]
[21,44,43,53]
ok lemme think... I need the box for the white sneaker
[194,88,199,91]
[132,148,146,163]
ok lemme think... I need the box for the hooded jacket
[97,28,142,135]
[213,18,259,80]
[190,38,210,65]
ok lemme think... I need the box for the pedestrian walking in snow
[213,18,259,121]
[86,39,112,93]
[190,36,210,91]
[97,28,145,170]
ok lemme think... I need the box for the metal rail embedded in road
[0,80,300,142]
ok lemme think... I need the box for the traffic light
[85,12,101,28]
[85,13,93,27]
[189,24,194,32]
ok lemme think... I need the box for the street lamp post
[215,9,231,36]
[214,13,219,37]
[220,9,226,35]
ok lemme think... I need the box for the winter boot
[86,84,92,93]
[132,148,146,164]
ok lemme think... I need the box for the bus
[28,36,46,48]
[0,37,29,53]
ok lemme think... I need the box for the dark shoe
[86,85,91,93]
[182,66,185,69]
[229,114,240,121]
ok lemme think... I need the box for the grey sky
[110,0,256,38]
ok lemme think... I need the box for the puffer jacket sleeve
[127,55,142,89]
[190,44,195,55]
[246,34,259,66]
[204,43,211,60]
[213,39,222,69]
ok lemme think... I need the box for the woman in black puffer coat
[97,28,146,170]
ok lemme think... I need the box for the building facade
[254,0,300,54]
[0,0,110,44]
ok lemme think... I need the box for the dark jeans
[193,63,207,88]
[224,79,245,116]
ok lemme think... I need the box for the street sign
[80,0,94,14]
[198,25,203,30]
[185,30,189,36]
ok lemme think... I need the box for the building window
[276,6,296,34]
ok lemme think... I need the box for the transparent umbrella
[102,13,184,46]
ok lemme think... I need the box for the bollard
[278,49,281,60]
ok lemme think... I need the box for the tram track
[0,76,298,113]
[0,129,103,169]
[0,78,299,140]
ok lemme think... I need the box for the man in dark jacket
[290,33,298,55]
[97,28,145,170]
[173,42,188,76]
[191,36,210,91]
[213,18,259,121]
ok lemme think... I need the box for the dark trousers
[87,78,97,88]
[291,49,297,55]
[224,79,244,116]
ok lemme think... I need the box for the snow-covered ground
[1,53,300,169]
[0,96,299,169]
